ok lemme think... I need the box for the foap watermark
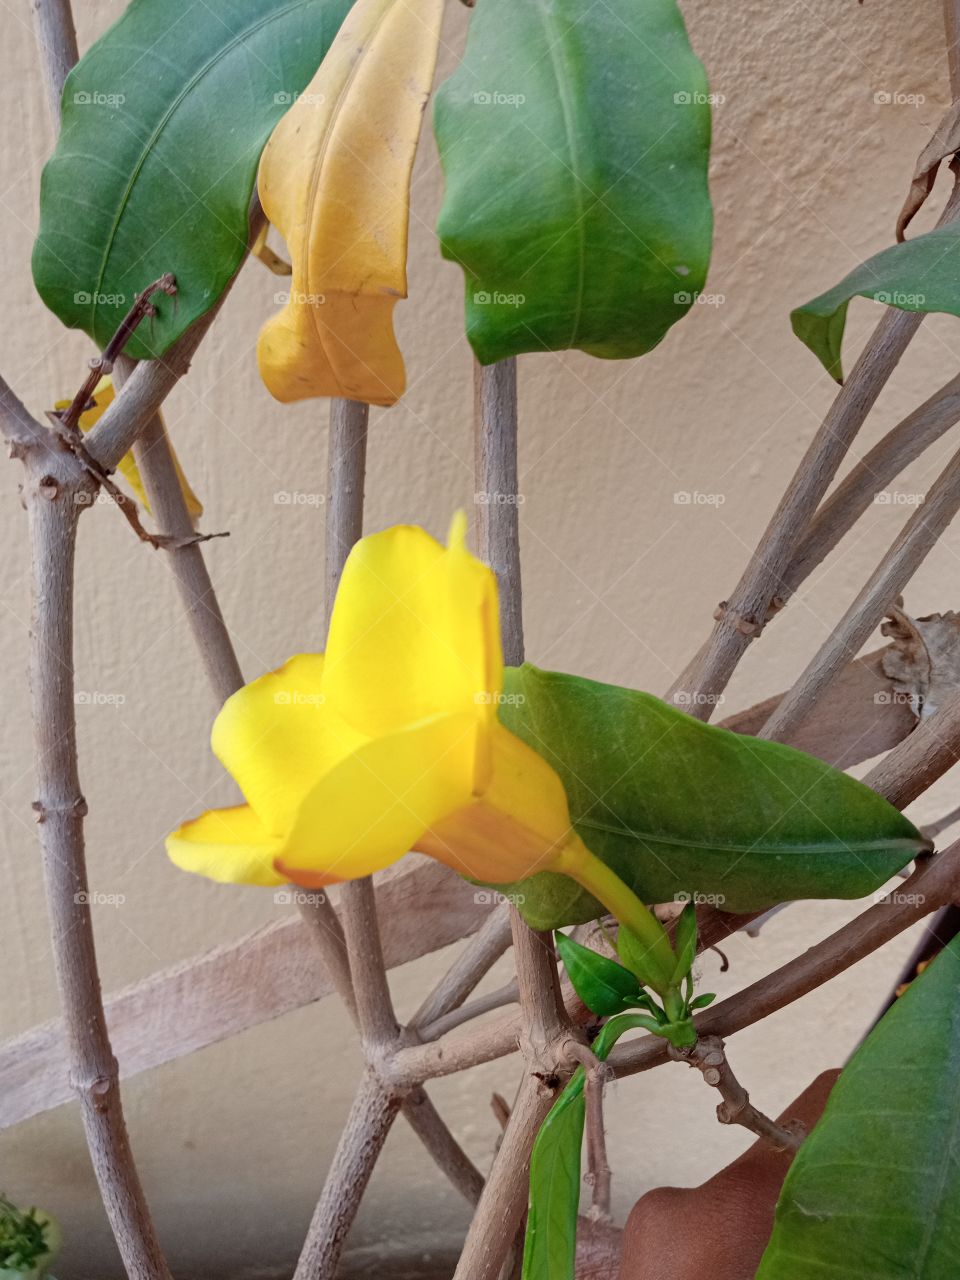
[873,490,925,507]
[274,490,325,507]
[273,888,327,907]
[873,290,926,307]
[75,890,126,907]
[674,891,726,906]
[474,490,525,506]
[674,490,726,507]
[474,691,526,706]
[473,290,525,308]
[873,888,926,906]
[73,89,125,107]
[671,690,725,709]
[274,90,326,106]
[674,290,725,307]
[75,690,126,707]
[473,90,526,108]
[74,290,127,307]
[74,489,122,507]
[674,90,725,106]
[274,290,326,306]
[873,690,914,706]
[473,889,526,906]
[274,690,325,708]
[873,90,925,107]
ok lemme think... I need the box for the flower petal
[418,722,574,882]
[211,653,365,835]
[275,713,477,887]
[166,804,285,886]
[323,518,503,738]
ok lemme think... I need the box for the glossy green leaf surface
[496,666,927,929]
[792,223,960,381]
[758,937,960,1279]
[523,1015,652,1280]
[433,0,713,365]
[522,1066,585,1280]
[555,932,644,1016]
[33,0,351,358]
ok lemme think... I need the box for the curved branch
[609,840,960,1079]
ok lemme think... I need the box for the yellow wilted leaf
[256,0,444,407]
[56,377,202,520]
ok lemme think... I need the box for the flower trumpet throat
[167,516,606,895]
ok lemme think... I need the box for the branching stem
[670,1035,803,1152]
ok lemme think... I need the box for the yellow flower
[166,514,677,991]
[167,515,578,889]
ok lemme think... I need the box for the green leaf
[555,933,644,1016]
[32,0,352,359]
[0,1196,58,1277]
[496,665,928,930]
[671,902,698,984]
[758,937,960,1279]
[617,925,672,993]
[523,1014,659,1280]
[433,0,712,365]
[689,991,716,1010]
[791,223,960,382]
[522,1066,586,1280]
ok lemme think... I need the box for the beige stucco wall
[2,0,959,1275]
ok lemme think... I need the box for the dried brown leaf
[896,101,960,241]
[881,604,960,718]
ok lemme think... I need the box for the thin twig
[323,397,369,625]
[565,1042,613,1222]
[340,878,399,1049]
[296,890,359,1023]
[0,373,51,454]
[402,1087,485,1205]
[670,1035,803,1152]
[759,441,960,741]
[782,371,960,598]
[418,979,519,1042]
[115,357,244,704]
[474,356,523,664]
[58,276,178,433]
[29,0,77,129]
[411,902,513,1030]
